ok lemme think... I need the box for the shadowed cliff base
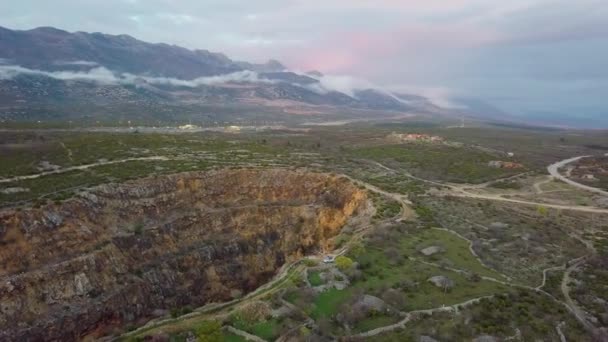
[0,169,368,341]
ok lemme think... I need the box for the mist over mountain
[0,26,243,79]
[0,26,435,124]
[0,25,601,128]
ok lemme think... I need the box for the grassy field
[353,315,401,333]
[310,288,353,320]
[350,144,521,183]
[223,332,247,342]
[231,318,281,341]
[308,271,324,287]
[366,290,588,341]
[417,196,592,286]
[350,245,509,311]
[400,228,507,280]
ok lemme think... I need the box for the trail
[224,326,267,342]
[561,256,594,331]
[537,266,565,290]
[533,176,553,194]
[351,295,495,338]
[0,156,169,184]
[341,173,415,222]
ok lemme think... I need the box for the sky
[1,0,607,126]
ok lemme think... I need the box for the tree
[194,321,222,342]
[335,256,354,271]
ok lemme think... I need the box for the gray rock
[0,187,29,194]
[420,246,443,256]
[419,336,440,342]
[428,276,454,289]
[489,222,509,229]
[357,295,387,312]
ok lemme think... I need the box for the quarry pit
[0,169,368,340]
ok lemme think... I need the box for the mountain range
[0,26,460,125]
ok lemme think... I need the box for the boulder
[428,276,454,289]
[420,246,443,256]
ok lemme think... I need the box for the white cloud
[388,84,465,109]
[0,65,117,83]
[54,60,100,66]
[0,64,276,87]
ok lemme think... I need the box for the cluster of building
[488,161,524,169]
[387,132,444,143]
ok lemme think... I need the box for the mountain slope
[0,26,244,79]
[0,26,433,124]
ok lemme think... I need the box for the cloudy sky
[1,0,607,126]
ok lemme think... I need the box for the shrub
[193,321,222,342]
[335,256,354,271]
[304,259,319,267]
[132,222,144,235]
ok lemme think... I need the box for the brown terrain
[569,156,608,190]
[0,169,367,341]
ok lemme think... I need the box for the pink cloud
[285,23,501,73]
[288,0,482,12]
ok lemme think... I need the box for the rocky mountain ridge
[0,26,428,123]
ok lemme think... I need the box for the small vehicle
[323,255,335,264]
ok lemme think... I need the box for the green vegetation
[370,192,402,220]
[231,318,281,341]
[489,180,523,190]
[400,228,506,279]
[353,315,400,333]
[222,332,246,342]
[311,288,353,319]
[308,271,324,286]
[351,144,519,183]
[193,321,222,342]
[418,196,590,286]
[367,290,587,341]
[360,173,426,196]
[351,242,508,311]
[335,256,354,271]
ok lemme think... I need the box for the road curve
[547,156,608,197]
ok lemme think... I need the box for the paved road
[547,156,608,197]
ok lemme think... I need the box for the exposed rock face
[0,169,367,341]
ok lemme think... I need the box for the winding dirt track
[0,156,169,184]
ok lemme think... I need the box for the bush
[170,306,192,318]
[193,321,222,342]
[335,256,354,271]
[304,259,318,267]
[132,222,144,235]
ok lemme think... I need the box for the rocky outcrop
[0,169,367,341]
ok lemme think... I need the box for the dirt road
[0,156,169,184]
